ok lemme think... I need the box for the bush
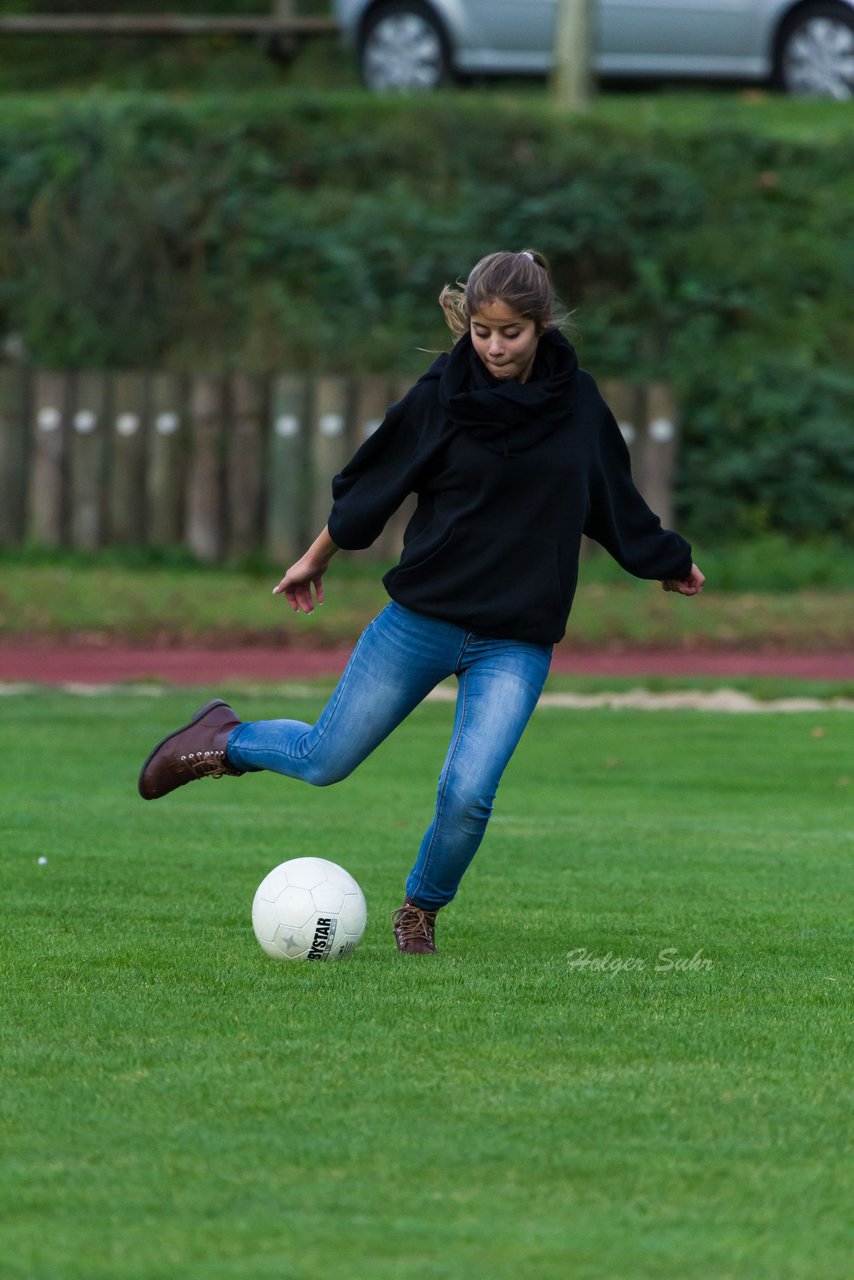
[0,90,851,542]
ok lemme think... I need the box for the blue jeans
[226,602,552,909]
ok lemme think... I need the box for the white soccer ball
[251,857,367,962]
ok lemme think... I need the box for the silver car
[333,0,854,98]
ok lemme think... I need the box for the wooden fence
[0,367,680,564]
[0,4,338,64]
[0,3,338,38]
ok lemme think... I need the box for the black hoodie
[328,329,692,645]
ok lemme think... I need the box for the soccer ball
[251,857,367,962]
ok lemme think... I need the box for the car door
[599,0,758,70]
[456,0,557,70]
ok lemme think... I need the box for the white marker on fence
[73,410,97,434]
[362,418,382,438]
[618,420,636,444]
[274,414,300,438]
[649,417,675,444]
[155,411,180,436]
[318,412,344,438]
[37,406,61,432]
[115,413,140,437]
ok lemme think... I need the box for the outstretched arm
[584,399,695,585]
[273,525,340,614]
[661,563,705,596]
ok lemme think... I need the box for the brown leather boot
[391,897,439,954]
[138,699,243,800]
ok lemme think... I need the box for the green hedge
[0,90,852,541]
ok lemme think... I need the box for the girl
[139,250,704,954]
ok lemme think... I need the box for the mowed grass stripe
[1,692,851,1280]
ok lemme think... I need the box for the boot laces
[391,903,437,944]
[179,748,229,779]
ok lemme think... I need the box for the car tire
[359,1,452,92]
[775,2,854,99]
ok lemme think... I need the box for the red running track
[1,645,851,685]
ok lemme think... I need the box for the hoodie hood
[419,327,579,456]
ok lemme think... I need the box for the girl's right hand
[273,555,328,614]
[273,526,340,614]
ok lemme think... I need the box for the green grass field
[2,688,851,1279]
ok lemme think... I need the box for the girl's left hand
[661,563,705,596]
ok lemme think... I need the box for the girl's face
[470,299,542,384]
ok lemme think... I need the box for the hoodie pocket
[389,521,566,633]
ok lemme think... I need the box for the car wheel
[360,1,451,92]
[777,3,854,99]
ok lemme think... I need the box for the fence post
[600,378,645,467]
[640,381,679,531]
[186,375,226,563]
[309,376,351,540]
[107,373,148,545]
[69,372,108,550]
[147,372,188,548]
[267,374,310,566]
[0,365,29,545]
[27,371,70,546]
[228,374,266,561]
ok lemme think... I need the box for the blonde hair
[438,249,568,340]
